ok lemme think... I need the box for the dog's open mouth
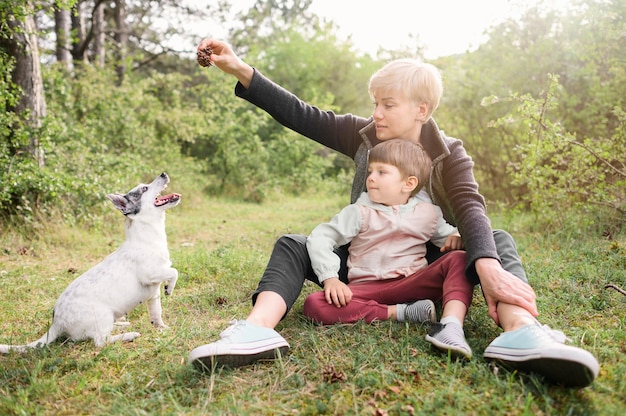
[155,193,181,207]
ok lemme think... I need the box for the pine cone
[197,46,213,67]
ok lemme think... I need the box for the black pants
[252,230,526,318]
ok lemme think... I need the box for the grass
[0,187,625,415]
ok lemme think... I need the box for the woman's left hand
[476,258,538,325]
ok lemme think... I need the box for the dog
[0,172,181,353]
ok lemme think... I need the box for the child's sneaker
[404,299,437,323]
[425,321,472,360]
[188,320,289,370]
[483,321,599,387]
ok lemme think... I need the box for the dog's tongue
[154,193,181,206]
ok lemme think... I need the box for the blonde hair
[369,139,431,197]
[368,59,443,120]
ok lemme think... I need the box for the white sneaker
[188,320,290,370]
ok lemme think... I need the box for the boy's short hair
[369,139,431,197]
[368,59,443,120]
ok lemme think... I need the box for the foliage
[494,75,626,231]
[0,42,57,222]
[435,0,626,224]
[231,0,380,117]
[0,62,204,222]
[0,0,363,221]
[1,0,626,232]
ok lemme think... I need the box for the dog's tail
[0,326,61,354]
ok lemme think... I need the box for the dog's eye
[141,186,149,193]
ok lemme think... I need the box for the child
[303,139,474,359]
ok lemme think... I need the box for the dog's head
[107,172,181,218]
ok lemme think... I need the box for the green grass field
[0,189,624,415]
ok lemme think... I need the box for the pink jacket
[307,191,458,284]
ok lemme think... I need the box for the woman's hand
[322,277,353,308]
[197,38,254,88]
[476,258,538,325]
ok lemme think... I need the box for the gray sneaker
[188,320,290,370]
[403,299,437,324]
[425,322,472,360]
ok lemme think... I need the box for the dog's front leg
[147,291,167,328]
[163,267,178,296]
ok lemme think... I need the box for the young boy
[304,139,474,359]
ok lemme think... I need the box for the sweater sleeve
[306,204,362,283]
[234,68,368,159]
[436,137,498,280]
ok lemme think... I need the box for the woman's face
[371,90,424,142]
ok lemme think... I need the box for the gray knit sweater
[235,69,498,282]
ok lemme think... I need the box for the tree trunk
[93,1,106,67]
[0,4,46,167]
[71,0,88,63]
[114,0,128,84]
[54,7,73,70]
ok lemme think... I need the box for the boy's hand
[440,233,464,252]
[322,278,353,308]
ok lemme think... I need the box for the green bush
[499,75,626,232]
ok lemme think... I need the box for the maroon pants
[303,250,472,325]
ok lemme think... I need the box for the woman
[187,39,599,388]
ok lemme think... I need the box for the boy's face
[371,90,426,142]
[366,162,414,206]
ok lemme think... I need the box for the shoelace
[220,319,245,339]
[539,324,571,344]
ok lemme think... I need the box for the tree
[70,0,88,62]
[0,1,47,167]
[436,0,626,210]
[113,0,128,83]
[92,0,104,67]
[433,0,626,229]
[54,5,72,69]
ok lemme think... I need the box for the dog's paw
[153,322,169,330]
[114,316,131,327]
[105,332,141,344]
[151,319,168,329]
[121,332,141,342]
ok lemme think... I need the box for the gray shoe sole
[191,345,290,371]
[483,345,598,388]
[425,333,472,360]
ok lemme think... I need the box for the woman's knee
[276,234,307,253]
[492,229,528,283]
[270,234,310,272]
[493,229,517,248]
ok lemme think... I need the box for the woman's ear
[416,102,429,122]
[404,176,419,193]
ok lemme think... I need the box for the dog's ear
[107,193,133,215]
